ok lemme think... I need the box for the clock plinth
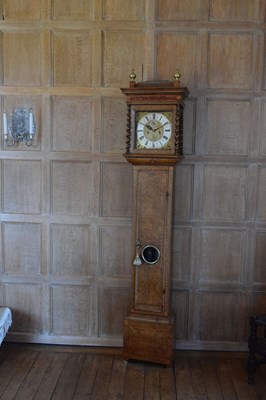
[121,78,189,366]
[124,313,176,366]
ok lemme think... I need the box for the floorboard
[34,352,68,400]
[175,356,196,400]
[90,355,113,400]
[0,343,265,400]
[74,354,99,399]
[107,356,127,400]
[214,358,238,400]
[52,353,85,400]
[124,362,145,400]
[14,351,54,400]
[144,365,160,400]
[1,350,38,400]
[201,358,224,400]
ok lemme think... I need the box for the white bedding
[0,308,12,345]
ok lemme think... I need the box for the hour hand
[146,124,153,131]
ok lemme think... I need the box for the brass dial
[136,112,172,149]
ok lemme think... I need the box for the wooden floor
[0,343,265,400]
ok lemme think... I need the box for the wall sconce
[3,108,36,147]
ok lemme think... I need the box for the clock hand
[146,124,153,131]
[152,126,163,132]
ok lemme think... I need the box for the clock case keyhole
[133,240,160,266]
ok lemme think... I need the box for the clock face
[136,112,172,150]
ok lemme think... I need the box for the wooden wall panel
[101,162,133,217]
[200,229,244,283]
[103,31,145,87]
[0,162,1,212]
[183,98,196,155]
[156,33,197,87]
[51,285,90,336]
[52,96,93,152]
[209,0,256,22]
[3,223,41,276]
[264,36,266,90]
[198,291,242,341]
[52,0,92,20]
[102,97,127,153]
[251,294,266,315]
[172,229,191,282]
[259,100,266,156]
[51,224,92,277]
[0,33,3,84]
[53,32,92,86]
[174,165,193,221]
[100,226,132,277]
[157,0,200,21]
[5,284,43,333]
[0,286,3,306]
[3,0,41,20]
[208,33,254,89]
[172,290,189,340]
[99,287,130,337]
[0,0,265,351]
[3,32,42,86]
[254,232,266,284]
[202,166,247,220]
[206,99,251,155]
[103,0,145,21]
[3,160,42,214]
[257,167,266,220]
[51,162,92,215]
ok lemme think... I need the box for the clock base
[123,312,176,366]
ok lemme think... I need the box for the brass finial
[129,69,137,87]
[174,69,181,87]
[129,69,136,81]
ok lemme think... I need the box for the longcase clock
[121,72,189,366]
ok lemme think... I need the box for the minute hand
[152,125,163,132]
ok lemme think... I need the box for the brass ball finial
[129,69,136,82]
[174,69,181,87]
[174,69,181,81]
[129,69,137,87]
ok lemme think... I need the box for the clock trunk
[132,166,174,316]
[124,165,176,365]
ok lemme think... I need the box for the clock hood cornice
[121,80,189,105]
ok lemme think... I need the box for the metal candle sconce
[3,108,36,147]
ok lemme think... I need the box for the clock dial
[136,112,172,149]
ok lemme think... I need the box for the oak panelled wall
[0,0,265,350]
